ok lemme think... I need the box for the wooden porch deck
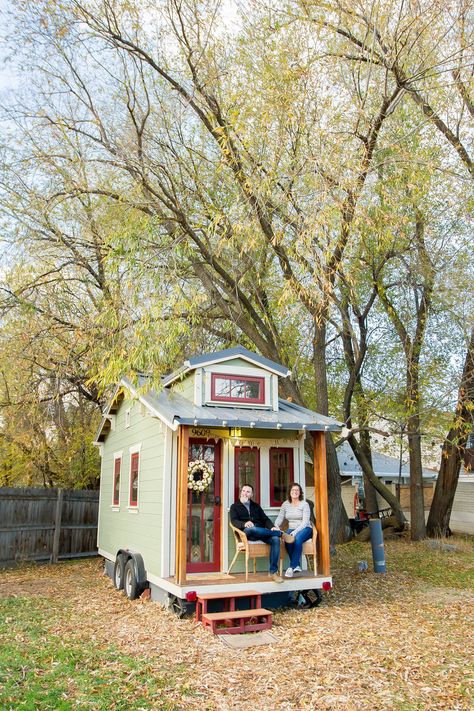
[163,570,331,597]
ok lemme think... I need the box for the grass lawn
[0,537,473,710]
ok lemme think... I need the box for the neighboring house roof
[335,441,437,480]
[162,345,290,386]
[94,376,342,442]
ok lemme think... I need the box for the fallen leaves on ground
[1,538,473,710]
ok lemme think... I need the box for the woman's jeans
[285,527,312,568]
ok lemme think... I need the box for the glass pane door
[186,439,221,573]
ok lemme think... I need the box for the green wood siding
[98,397,166,577]
[170,373,195,401]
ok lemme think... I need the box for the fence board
[0,487,98,566]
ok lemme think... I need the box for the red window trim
[234,447,260,502]
[129,452,140,507]
[269,447,294,507]
[113,456,121,506]
[210,372,265,404]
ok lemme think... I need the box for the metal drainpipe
[369,518,387,573]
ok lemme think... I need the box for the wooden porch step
[201,607,272,635]
[197,589,260,601]
[195,590,262,622]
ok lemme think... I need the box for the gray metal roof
[335,441,436,480]
[162,345,290,386]
[120,377,341,432]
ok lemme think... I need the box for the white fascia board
[165,355,289,386]
[94,384,123,441]
[198,353,289,376]
[120,378,178,431]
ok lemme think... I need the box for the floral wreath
[187,459,214,492]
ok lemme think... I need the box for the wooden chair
[279,521,318,576]
[227,523,283,580]
[301,523,318,576]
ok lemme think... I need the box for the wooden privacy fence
[0,487,99,566]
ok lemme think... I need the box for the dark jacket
[230,500,274,531]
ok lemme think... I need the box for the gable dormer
[162,346,290,411]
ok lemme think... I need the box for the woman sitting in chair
[274,482,312,578]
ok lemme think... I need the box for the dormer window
[211,373,265,404]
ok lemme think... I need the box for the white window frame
[125,407,132,428]
[204,364,272,408]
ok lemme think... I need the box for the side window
[129,452,140,507]
[234,447,260,502]
[269,448,294,506]
[112,456,121,506]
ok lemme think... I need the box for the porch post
[313,430,330,576]
[176,424,189,585]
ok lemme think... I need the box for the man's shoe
[285,567,294,578]
[271,572,284,583]
[282,532,295,543]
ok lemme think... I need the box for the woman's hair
[287,482,304,502]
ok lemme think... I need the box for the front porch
[161,570,332,599]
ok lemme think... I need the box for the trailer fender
[116,549,147,588]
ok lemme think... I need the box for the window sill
[206,400,270,409]
[110,506,120,512]
[127,507,139,514]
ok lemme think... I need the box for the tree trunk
[426,426,462,537]
[359,427,379,514]
[407,417,426,539]
[406,354,427,539]
[348,433,407,527]
[313,319,350,542]
[427,327,474,536]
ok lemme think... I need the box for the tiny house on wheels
[95,347,341,614]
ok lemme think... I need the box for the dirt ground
[1,542,473,710]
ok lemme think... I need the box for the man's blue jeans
[285,527,312,568]
[244,526,282,574]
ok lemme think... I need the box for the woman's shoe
[294,566,302,574]
[285,567,294,578]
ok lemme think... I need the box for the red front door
[186,439,222,573]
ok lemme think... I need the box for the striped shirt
[274,500,311,535]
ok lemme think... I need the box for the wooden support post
[313,431,330,576]
[51,488,63,564]
[175,425,189,585]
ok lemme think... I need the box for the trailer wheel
[124,559,140,600]
[169,595,187,618]
[113,554,126,590]
[300,589,322,608]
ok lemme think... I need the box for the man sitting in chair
[230,484,294,583]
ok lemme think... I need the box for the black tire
[113,554,126,590]
[124,559,140,600]
[301,589,323,608]
[169,594,187,618]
